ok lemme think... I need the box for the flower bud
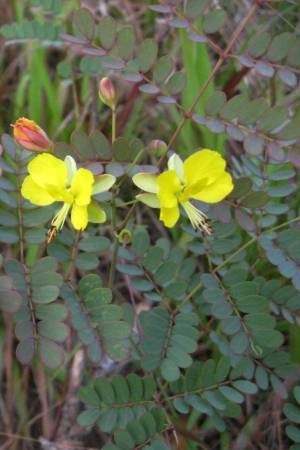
[148,139,168,157]
[98,77,116,109]
[12,118,53,152]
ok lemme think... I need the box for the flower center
[181,201,212,234]
[52,203,71,230]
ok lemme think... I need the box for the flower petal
[21,176,55,206]
[93,174,116,194]
[184,149,226,186]
[71,204,88,230]
[28,153,68,190]
[71,168,94,206]
[157,170,180,208]
[168,154,184,182]
[132,173,159,193]
[160,205,180,228]
[191,172,233,203]
[64,155,77,186]
[136,193,160,208]
[87,201,107,223]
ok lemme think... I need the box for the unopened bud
[148,139,168,157]
[12,117,53,152]
[99,77,116,109]
[118,228,132,245]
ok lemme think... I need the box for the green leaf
[95,378,115,404]
[286,425,300,443]
[267,32,296,62]
[232,380,258,394]
[73,8,95,40]
[38,320,69,342]
[184,0,209,18]
[114,430,135,450]
[138,39,158,72]
[254,329,284,348]
[203,9,226,34]
[90,130,112,160]
[76,253,98,270]
[112,375,130,404]
[35,304,67,321]
[0,289,22,312]
[277,118,300,140]
[219,386,244,404]
[0,228,19,244]
[257,106,288,133]
[32,285,60,304]
[248,32,271,58]
[153,56,173,84]
[78,409,101,426]
[113,137,132,161]
[133,229,150,256]
[39,338,64,368]
[166,72,186,95]
[97,16,116,49]
[117,26,135,61]
[284,404,300,424]
[79,236,110,253]
[205,91,226,116]
[220,94,247,121]
[240,192,269,208]
[236,295,268,313]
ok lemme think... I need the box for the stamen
[51,203,71,230]
[181,201,212,234]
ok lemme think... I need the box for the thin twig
[164,1,259,153]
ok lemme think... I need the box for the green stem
[112,106,116,143]
[108,233,119,290]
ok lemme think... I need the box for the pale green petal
[71,168,94,206]
[64,155,77,186]
[71,204,88,230]
[93,174,116,194]
[168,154,184,182]
[87,201,107,223]
[136,193,160,208]
[191,172,233,203]
[160,205,180,228]
[132,173,159,193]
[21,176,55,206]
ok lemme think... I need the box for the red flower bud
[98,77,116,109]
[12,117,53,152]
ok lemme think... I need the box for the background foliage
[1,0,300,449]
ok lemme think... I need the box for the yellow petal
[184,149,226,187]
[71,168,94,206]
[88,201,107,223]
[71,204,88,230]
[93,174,116,194]
[28,153,67,190]
[160,205,180,228]
[157,170,180,208]
[132,173,159,193]
[21,176,55,206]
[191,172,233,203]
[136,193,160,208]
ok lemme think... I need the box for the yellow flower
[21,153,116,231]
[133,149,233,232]
[12,117,53,152]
